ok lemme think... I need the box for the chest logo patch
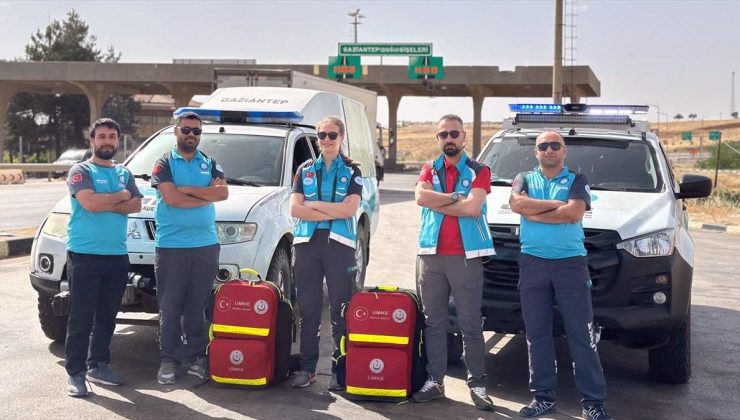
[560,178,568,184]
[200,162,208,171]
[340,176,348,183]
[303,177,314,186]
[461,179,471,187]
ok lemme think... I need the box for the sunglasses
[317,131,341,141]
[536,142,563,151]
[436,130,461,140]
[179,127,202,135]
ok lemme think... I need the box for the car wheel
[38,292,67,342]
[267,245,293,303]
[353,226,368,293]
[447,331,464,363]
[648,309,691,384]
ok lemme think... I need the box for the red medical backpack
[208,268,293,388]
[341,286,426,401]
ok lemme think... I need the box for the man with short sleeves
[412,114,496,411]
[509,131,610,420]
[151,111,228,385]
[65,118,142,397]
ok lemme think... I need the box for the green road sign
[681,131,692,141]
[327,55,361,79]
[339,43,432,56]
[709,130,721,141]
[408,56,444,80]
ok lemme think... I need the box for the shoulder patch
[354,176,363,185]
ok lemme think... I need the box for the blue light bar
[173,107,304,124]
[509,104,563,113]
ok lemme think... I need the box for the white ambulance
[29,87,380,341]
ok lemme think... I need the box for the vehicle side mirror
[675,174,712,199]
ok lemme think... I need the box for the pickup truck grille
[484,225,621,295]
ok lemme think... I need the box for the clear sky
[1,0,739,126]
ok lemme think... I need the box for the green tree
[4,10,137,163]
[697,141,740,170]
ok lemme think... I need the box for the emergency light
[174,107,304,124]
[505,104,651,132]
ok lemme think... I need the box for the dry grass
[395,122,501,162]
[396,120,740,227]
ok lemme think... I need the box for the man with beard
[151,111,228,385]
[510,131,610,420]
[65,118,143,397]
[412,114,496,411]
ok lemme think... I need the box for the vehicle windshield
[56,149,87,161]
[126,132,286,186]
[479,136,663,192]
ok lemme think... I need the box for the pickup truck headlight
[217,222,257,244]
[617,229,675,257]
[41,213,70,238]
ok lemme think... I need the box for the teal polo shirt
[150,147,225,248]
[67,161,142,255]
[512,166,591,259]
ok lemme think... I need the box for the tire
[38,292,67,342]
[447,332,464,363]
[648,310,691,384]
[353,226,368,293]
[267,245,294,303]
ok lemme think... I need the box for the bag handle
[373,285,399,292]
[239,268,262,281]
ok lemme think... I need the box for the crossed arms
[290,193,361,221]
[75,189,142,215]
[509,191,586,224]
[415,181,487,218]
[158,178,229,208]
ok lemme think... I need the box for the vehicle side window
[658,143,679,191]
[342,98,376,177]
[292,136,315,180]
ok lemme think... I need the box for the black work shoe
[411,378,445,403]
[519,398,557,417]
[582,404,612,420]
[469,386,495,411]
[328,374,345,391]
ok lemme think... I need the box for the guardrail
[0,163,73,182]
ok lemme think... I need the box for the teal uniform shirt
[67,160,142,255]
[150,146,225,248]
[512,166,591,259]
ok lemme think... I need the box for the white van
[29,87,380,341]
[446,104,712,384]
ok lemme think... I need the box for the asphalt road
[0,178,67,231]
[1,172,739,419]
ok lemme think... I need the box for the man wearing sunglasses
[151,111,229,385]
[509,131,610,420]
[413,114,496,411]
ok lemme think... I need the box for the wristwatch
[451,191,461,203]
